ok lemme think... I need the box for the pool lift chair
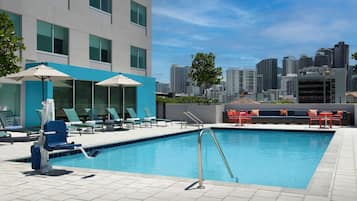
[31,100,98,173]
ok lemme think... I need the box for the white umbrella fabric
[96,74,141,119]
[6,64,72,101]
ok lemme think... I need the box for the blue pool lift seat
[44,120,82,151]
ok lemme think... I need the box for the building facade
[333,41,349,68]
[314,48,333,67]
[0,0,155,127]
[297,67,346,103]
[281,74,298,97]
[170,64,189,94]
[298,55,313,70]
[256,58,277,92]
[282,56,298,76]
[226,68,256,98]
[156,82,170,94]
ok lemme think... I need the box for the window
[90,0,112,13]
[110,87,123,117]
[0,10,21,36]
[110,87,136,118]
[75,81,92,117]
[37,20,68,55]
[130,46,146,69]
[94,85,108,116]
[0,83,21,127]
[131,1,146,27]
[53,80,73,119]
[89,35,111,63]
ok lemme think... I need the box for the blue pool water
[51,129,333,188]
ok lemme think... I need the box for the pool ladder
[197,128,235,189]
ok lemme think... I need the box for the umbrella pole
[122,87,125,119]
[41,77,45,102]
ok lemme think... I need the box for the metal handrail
[198,128,234,189]
[188,112,204,124]
[183,111,204,128]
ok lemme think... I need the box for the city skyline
[152,0,357,82]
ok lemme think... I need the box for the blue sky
[152,0,357,82]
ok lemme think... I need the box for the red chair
[308,109,320,128]
[238,111,252,125]
[319,111,333,128]
[332,110,343,127]
[227,110,238,123]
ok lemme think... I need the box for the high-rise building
[314,48,333,67]
[226,68,256,99]
[256,58,278,91]
[170,64,189,94]
[0,0,154,127]
[282,56,298,76]
[333,41,349,68]
[281,74,298,97]
[298,55,313,69]
[297,67,346,103]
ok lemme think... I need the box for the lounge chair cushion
[250,109,259,116]
[308,109,318,116]
[280,109,288,116]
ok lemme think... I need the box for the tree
[189,52,222,98]
[0,12,25,77]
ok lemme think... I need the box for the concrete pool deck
[0,123,356,201]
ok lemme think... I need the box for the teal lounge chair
[143,107,171,126]
[84,108,104,124]
[0,130,13,144]
[86,108,118,130]
[63,108,102,134]
[126,107,152,127]
[0,111,39,136]
[106,107,136,129]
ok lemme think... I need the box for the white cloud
[152,0,257,28]
[153,39,189,48]
[262,19,350,43]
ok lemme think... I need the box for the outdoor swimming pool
[51,129,333,189]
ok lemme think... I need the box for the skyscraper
[170,64,189,94]
[256,58,278,91]
[314,48,333,67]
[333,41,349,68]
[282,56,298,76]
[298,55,313,69]
[226,68,256,98]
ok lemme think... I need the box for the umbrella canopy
[6,64,72,101]
[96,74,141,119]
[6,64,71,81]
[96,74,141,87]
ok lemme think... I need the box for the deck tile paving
[0,123,357,200]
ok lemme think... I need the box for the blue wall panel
[24,62,156,126]
[124,73,156,118]
[25,81,41,127]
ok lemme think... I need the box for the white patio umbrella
[6,64,73,130]
[6,64,72,101]
[96,74,141,119]
[5,64,73,172]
